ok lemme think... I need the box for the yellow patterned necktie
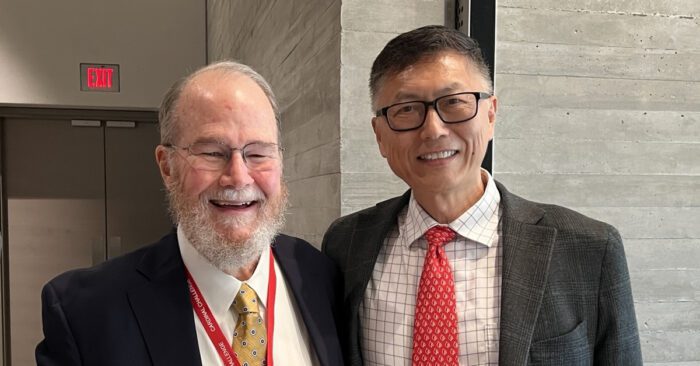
[232,283,267,366]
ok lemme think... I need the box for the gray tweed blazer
[322,181,642,365]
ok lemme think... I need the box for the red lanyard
[186,250,277,366]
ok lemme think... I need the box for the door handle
[71,120,101,127]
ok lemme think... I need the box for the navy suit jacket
[36,231,344,366]
[322,182,643,365]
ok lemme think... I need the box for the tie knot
[425,226,456,248]
[232,283,260,315]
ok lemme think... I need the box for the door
[1,116,171,366]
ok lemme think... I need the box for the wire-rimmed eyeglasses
[162,141,283,171]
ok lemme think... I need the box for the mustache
[204,186,267,203]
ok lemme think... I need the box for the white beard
[167,182,287,275]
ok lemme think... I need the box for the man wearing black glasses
[323,25,642,365]
[37,61,343,366]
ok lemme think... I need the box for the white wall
[0,0,206,109]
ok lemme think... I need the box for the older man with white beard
[36,61,344,366]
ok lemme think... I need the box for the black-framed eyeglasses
[375,92,492,132]
[162,141,283,171]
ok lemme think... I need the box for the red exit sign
[80,63,120,92]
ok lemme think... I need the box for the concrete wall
[0,0,205,109]
[339,0,453,215]
[207,0,342,245]
[207,0,451,245]
[495,1,700,363]
[207,1,698,361]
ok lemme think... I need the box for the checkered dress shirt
[360,171,503,365]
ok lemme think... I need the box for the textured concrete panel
[341,172,407,216]
[496,1,698,362]
[498,7,700,49]
[342,0,447,32]
[640,331,700,362]
[495,174,700,208]
[496,74,700,111]
[497,139,700,175]
[286,174,341,245]
[626,239,700,270]
[571,207,700,239]
[285,140,340,183]
[283,97,340,158]
[499,0,700,16]
[285,206,341,249]
[629,270,699,302]
[208,0,342,244]
[497,107,700,142]
[339,0,448,214]
[497,41,700,82]
[636,301,700,332]
[341,31,397,71]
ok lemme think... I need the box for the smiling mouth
[418,150,458,161]
[209,200,257,209]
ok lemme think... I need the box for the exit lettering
[86,67,113,89]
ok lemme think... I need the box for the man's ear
[487,95,498,140]
[155,145,175,185]
[372,117,388,158]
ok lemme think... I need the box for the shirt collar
[177,226,270,317]
[400,169,501,247]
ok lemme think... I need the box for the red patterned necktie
[412,225,459,365]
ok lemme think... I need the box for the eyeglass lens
[184,142,279,171]
[386,93,480,130]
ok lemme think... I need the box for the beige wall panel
[570,207,700,239]
[498,7,700,49]
[496,74,700,111]
[499,0,700,16]
[495,174,700,208]
[497,139,700,174]
[208,0,342,245]
[635,301,700,332]
[497,1,699,361]
[497,41,700,81]
[497,107,699,142]
[640,331,700,362]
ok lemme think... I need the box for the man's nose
[219,152,254,188]
[419,107,449,139]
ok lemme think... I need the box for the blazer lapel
[272,237,343,366]
[496,183,557,365]
[344,192,410,315]
[127,234,202,366]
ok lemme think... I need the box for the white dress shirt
[178,227,320,366]
[360,170,503,365]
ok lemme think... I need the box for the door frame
[0,106,157,366]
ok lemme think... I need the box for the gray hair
[158,60,281,144]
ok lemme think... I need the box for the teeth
[420,150,457,160]
[211,200,253,207]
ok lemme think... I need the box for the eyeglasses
[375,92,492,132]
[163,141,282,171]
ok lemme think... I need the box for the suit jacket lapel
[272,236,342,366]
[344,192,410,317]
[127,233,202,366]
[496,182,556,365]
